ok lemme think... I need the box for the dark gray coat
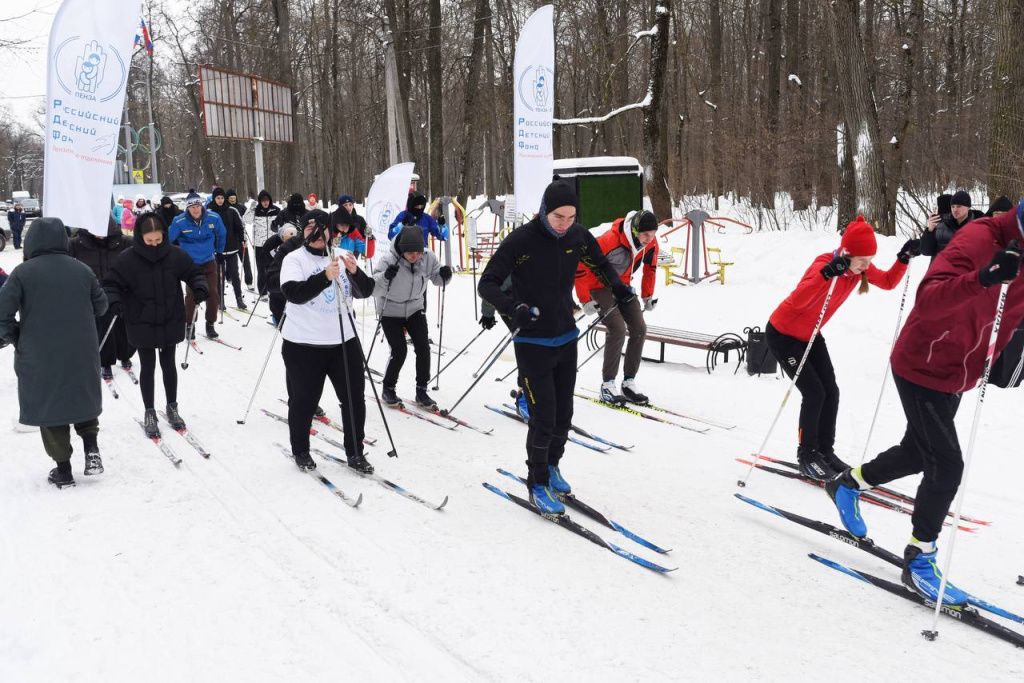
[0,218,108,426]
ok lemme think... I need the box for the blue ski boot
[548,465,571,495]
[529,484,565,516]
[902,541,969,606]
[515,391,530,420]
[825,468,867,538]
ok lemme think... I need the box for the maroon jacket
[891,209,1024,394]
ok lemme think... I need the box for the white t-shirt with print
[280,247,357,345]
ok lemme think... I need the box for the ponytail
[858,272,869,294]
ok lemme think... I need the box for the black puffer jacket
[69,216,130,281]
[920,209,984,258]
[272,193,307,232]
[208,200,246,254]
[103,226,208,349]
[156,197,181,229]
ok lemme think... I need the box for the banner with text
[44,0,139,237]
[366,162,415,271]
[513,4,554,222]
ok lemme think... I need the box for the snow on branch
[554,93,653,125]
[634,25,658,40]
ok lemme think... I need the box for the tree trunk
[989,0,1024,199]
[760,0,782,208]
[643,0,673,221]
[427,0,444,196]
[457,0,490,201]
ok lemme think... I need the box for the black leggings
[515,339,577,488]
[765,322,839,456]
[381,310,431,389]
[138,345,177,410]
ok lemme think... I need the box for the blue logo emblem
[53,36,127,102]
[518,65,553,113]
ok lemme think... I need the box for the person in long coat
[0,217,109,488]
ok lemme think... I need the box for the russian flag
[133,17,154,57]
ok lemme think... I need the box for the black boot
[821,450,849,475]
[100,366,113,381]
[415,386,437,409]
[235,295,247,310]
[143,409,160,439]
[165,403,186,431]
[314,405,326,418]
[347,451,374,474]
[84,450,104,476]
[48,461,75,488]
[206,322,219,339]
[382,386,401,406]
[294,451,316,471]
[797,446,834,481]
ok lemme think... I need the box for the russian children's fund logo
[369,200,400,235]
[517,65,553,113]
[53,36,127,102]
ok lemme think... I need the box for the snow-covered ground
[1,217,1023,681]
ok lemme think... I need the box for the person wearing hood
[104,212,208,439]
[332,207,367,256]
[387,193,448,244]
[70,215,135,379]
[985,195,1013,218]
[112,196,125,224]
[574,209,661,405]
[252,189,282,294]
[922,190,983,258]
[121,198,137,233]
[273,192,307,233]
[279,210,376,474]
[226,189,254,290]
[372,224,451,408]
[133,195,150,216]
[207,187,248,310]
[0,217,109,488]
[169,190,226,339]
[338,194,374,259]
[7,202,26,249]
[157,196,181,228]
[478,179,633,515]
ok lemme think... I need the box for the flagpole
[143,17,158,183]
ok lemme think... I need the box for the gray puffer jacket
[371,244,443,318]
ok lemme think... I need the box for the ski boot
[48,461,75,489]
[513,390,530,420]
[294,451,316,471]
[206,323,219,339]
[268,315,279,327]
[825,468,867,538]
[143,409,161,439]
[415,386,437,409]
[314,405,326,418]
[165,403,186,431]
[121,360,133,371]
[100,366,113,381]
[599,380,624,404]
[235,295,248,311]
[548,464,571,495]
[621,378,649,405]
[902,541,969,606]
[821,449,850,475]
[84,450,104,476]
[529,484,565,516]
[347,452,374,475]
[797,446,834,481]
[381,386,401,407]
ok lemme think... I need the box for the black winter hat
[226,189,237,199]
[950,190,972,208]
[258,189,272,202]
[211,187,226,200]
[160,195,173,206]
[985,195,1013,217]
[395,224,425,254]
[635,210,658,232]
[301,209,331,228]
[333,207,353,227]
[542,180,578,212]
[407,193,427,212]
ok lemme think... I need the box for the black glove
[978,244,1022,288]
[438,214,446,226]
[439,265,452,283]
[107,300,123,317]
[402,214,417,226]
[510,303,539,329]
[820,253,851,280]
[193,287,209,304]
[215,252,226,265]
[897,239,921,264]
[384,264,400,281]
[479,314,496,330]
[612,284,636,306]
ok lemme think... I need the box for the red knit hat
[840,216,877,257]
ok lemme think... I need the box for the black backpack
[745,326,777,376]
[990,321,1024,388]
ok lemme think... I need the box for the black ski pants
[381,310,431,390]
[223,252,242,301]
[861,373,963,544]
[766,322,839,456]
[255,245,273,295]
[282,339,365,459]
[138,344,178,410]
[240,245,253,286]
[515,339,577,488]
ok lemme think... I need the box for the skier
[226,189,254,290]
[574,209,660,404]
[156,196,181,228]
[6,201,26,249]
[765,216,918,481]
[264,223,301,325]
[120,199,137,234]
[273,192,307,233]
[103,213,209,437]
[372,224,451,408]
[827,206,1024,605]
[984,195,1013,218]
[921,190,982,258]
[332,206,367,256]
[387,193,448,244]
[252,189,281,295]
[0,217,109,487]
[480,275,526,417]
[338,194,374,258]
[279,210,375,473]
[69,215,135,380]
[133,195,150,215]
[208,188,247,310]
[169,191,226,339]
[478,179,632,515]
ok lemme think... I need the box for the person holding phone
[921,191,982,258]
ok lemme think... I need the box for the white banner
[366,162,415,271]
[44,0,139,237]
[513,4,554,222]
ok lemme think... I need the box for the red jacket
[574,216,658,303]
[892,210,1024,394]
[769,252,907,342]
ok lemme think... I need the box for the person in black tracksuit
[478,180,632,514]
[252,190,281,294]
[208,188,247,309]
[156,196,181,230]
[226,189,253,288]
[266,225,305,323]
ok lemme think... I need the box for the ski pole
[98,314,119,352]
[334,278,374,460]
[738,276,838,488]
[495,363,519,383]
[365,279,391,368]
[924,279,1012,642]
[491,311,592,382]
[242,294,264,327]
[470,247,478,322]
[181,308,199,370]
[218,259,226,324]
[337,279,399,458]
[858,269,913,464]
[235,314,285,423]
[428,327,487,385]
[433,280,447,390]
[473,329,511,378]
[441,327,521,417]
[576,340,605,371]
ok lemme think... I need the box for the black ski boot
[382,386,401,406]
[235,294,247,310]
[165,403,186,431]
[821,450,849,475]
[314,405,326,418]
[415,386,437,409]
[143,409,161,439]
[48,461,75,489]
[620,378,649,405]
[206,322,219,339]
[121,360,133,371]
[100,366,113,381]
[294,451,316,471]
[347,451,374,475]
[797,446,834,481]
[84,450,104,476]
